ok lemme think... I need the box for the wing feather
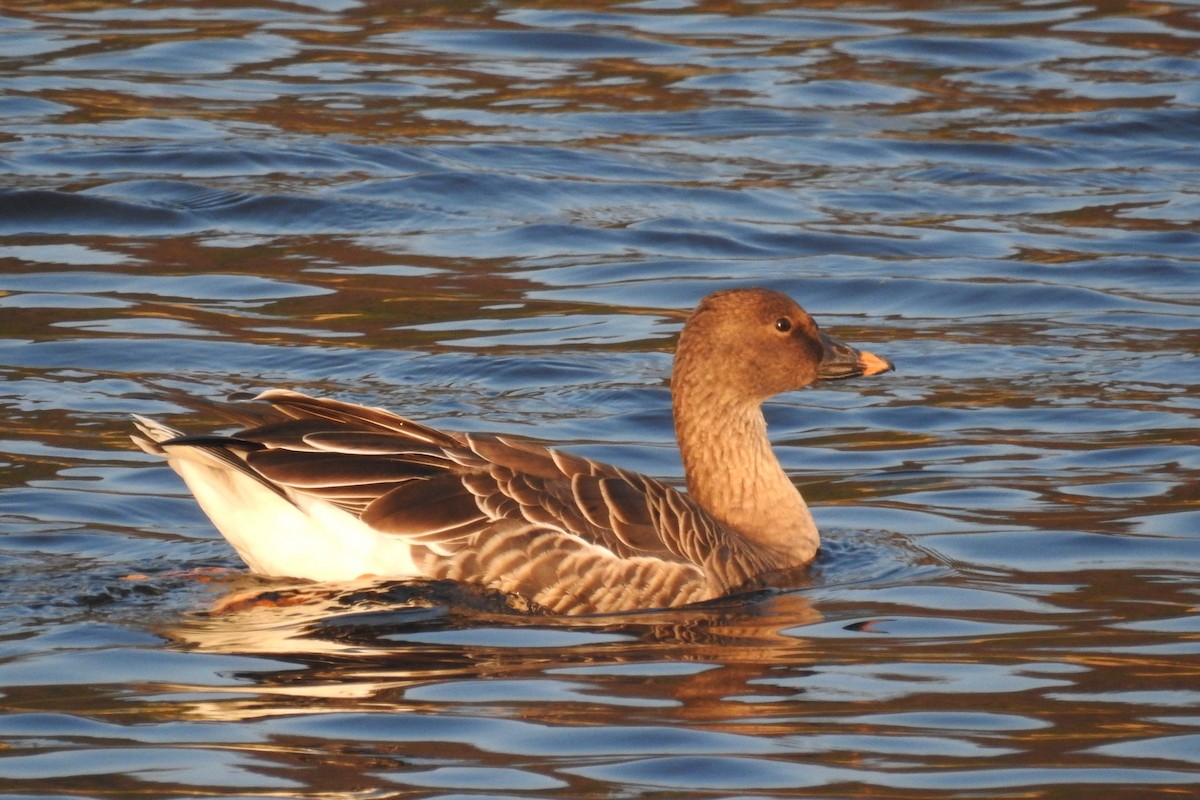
[302,431,453,456]
[246,449,442,488]
[258,388,458,447]
[362,474,487,537]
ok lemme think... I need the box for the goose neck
[671,386,819,563]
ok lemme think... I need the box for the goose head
[671,288,892,409]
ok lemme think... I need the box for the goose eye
[774,317,792,333]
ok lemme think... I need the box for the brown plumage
[133,288,892,614]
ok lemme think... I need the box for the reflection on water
[1,0,1198,796]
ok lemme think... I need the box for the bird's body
[133,289,892,615]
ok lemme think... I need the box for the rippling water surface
[1,0,1198,797]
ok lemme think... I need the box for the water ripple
[1,0,1198,797]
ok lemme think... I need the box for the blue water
[1,0,1198,797]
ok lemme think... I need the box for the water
[1,0,1198,796]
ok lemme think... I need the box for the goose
[133,288,892,615]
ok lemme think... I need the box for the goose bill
[817,331,894,381]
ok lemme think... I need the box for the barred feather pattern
[134,389,782,615]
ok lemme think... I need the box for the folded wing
[136,390,767,613]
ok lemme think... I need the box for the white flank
[134,417,420,581]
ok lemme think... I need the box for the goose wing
[190,391,759,593]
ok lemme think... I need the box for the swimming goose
[133,288,892,615]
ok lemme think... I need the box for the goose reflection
[164,577,822,728]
